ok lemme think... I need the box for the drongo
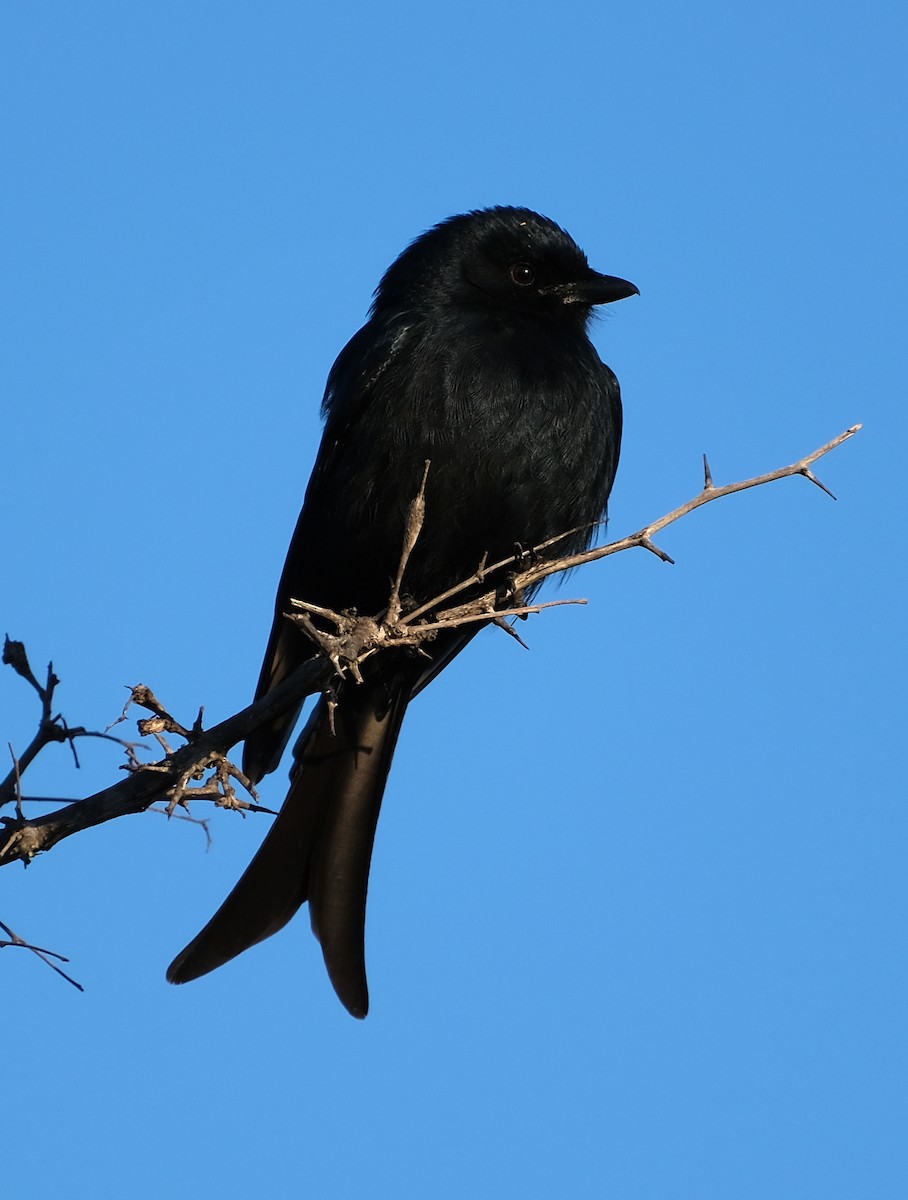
[167,207,637,1016]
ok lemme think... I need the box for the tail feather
[166,705,326,985]
[307,684,409,1017]
[167,681,408,1018]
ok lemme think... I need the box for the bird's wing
[242,318,419,783]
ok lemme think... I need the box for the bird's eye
[509,262,536,287]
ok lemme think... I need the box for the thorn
[492,616,530,649]
[801,467,837,501]
[640,536,675,565]
[703,453,714,490]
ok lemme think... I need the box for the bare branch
[288,426,860,662]
[408,424,862,611]
[1,425,860,872]
[0,655,334,868]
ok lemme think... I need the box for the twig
[385,459,431,625]
[0,918,84,991]
[148,805,214,849]
[7,744,24,821]
[0,639,138,808]
[285,426,860,662]
[406,425,862,618]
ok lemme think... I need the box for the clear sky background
[2,4,904,1197]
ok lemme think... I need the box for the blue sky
[1,3,904,1197]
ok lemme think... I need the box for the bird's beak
[573,269,639,306]
[583,271,639,305]
[542,270,639,306]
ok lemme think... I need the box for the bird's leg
[497,570,528,616]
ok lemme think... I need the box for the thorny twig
[111,687,266,816]
[385,459,431,625]
[2,425,860,873]
[289,425,862,668]
[406,425,862,619]
[0,656,334,868]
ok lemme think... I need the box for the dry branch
[406,424,862,619]
[0,656,334,867]
[1,425,860,874]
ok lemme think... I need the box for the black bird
[167,207,637,1016]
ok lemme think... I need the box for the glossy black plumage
[167,207,636,1016]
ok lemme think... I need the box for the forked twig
[0,918,84,991]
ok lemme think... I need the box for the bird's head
[372,206,638,324]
